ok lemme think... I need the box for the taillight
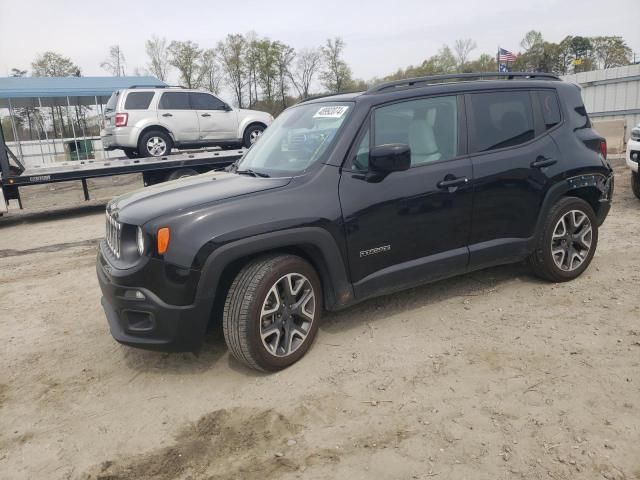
[114,113,128,127]
[599,139,607,159]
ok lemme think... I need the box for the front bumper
[627,138,639,173]
[96,245,212,352]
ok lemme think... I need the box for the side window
[373,96,458,166]
[468,91,534,152]
[124,92,154,110]
[158,92,191,110]
[538,90,561,130]
[190,92,226,110]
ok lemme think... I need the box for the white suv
[627,123,640,199]
[101,87,273,158]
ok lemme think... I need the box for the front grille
[105,210,122,258]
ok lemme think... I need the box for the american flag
[498,48,517,63]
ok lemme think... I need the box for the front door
[339,95,473,299]
[190,92,238,141]
[157,92,199,143]
[465,89,562,269]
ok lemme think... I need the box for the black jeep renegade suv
[97,72,614,371]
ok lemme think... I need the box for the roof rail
[128,85,184,89]
[366,72,560,94]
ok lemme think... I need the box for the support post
[81,178,90,201]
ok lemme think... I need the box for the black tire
[527,197,598,282]
[138,130,172,158]
[123,148,139,159]
[223,254,322,371]
[632,172,640,200]
[165,168,198,181]
[242,124,265,148]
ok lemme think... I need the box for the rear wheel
[223,254,321,371]
[138,130,172,157]
[632,171,640,200]
[528,197,598,282]
[243,124,265,148]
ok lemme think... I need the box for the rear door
[466,89,562,269]
[339,95,473,298]
[190,92,238,141]
[157,92,199,143]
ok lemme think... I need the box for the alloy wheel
[260,273,315,357]
[146,136,167,156]
[551,210,593,271]
[249,129,263,144]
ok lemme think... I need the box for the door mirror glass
[369,144,411,173]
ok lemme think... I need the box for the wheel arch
[534,173,612,240]
[138,125,175,145]
[196,227,354,332]
[241,121,267,139]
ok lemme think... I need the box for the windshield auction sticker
[313,105,349,118]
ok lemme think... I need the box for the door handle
[201,113,211,117]
[437,176,469,189]
[531,156,557,168]
[162,113,173,117]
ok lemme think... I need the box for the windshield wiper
[236,168,270,178]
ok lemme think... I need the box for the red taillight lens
[599,139,607,159]
[114,113,128,127]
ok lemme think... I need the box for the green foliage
[320,37,353,93]
[31,51,80,77]
[167,40,203,88]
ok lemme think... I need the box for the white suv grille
[105,211,122,258]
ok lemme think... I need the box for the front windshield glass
[237,102,353,176]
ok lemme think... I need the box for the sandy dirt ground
[0,164,639,480]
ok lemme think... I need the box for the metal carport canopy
[0,76,166,107]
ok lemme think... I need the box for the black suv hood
[108,172,292,225]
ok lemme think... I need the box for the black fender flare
[194,227,355,311]
[532,173,612,250]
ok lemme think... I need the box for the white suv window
[190,92,226,110]
[158,92,191,110]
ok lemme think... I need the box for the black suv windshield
[236,101,353,177]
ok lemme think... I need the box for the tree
[290,48,322,99]
[321,37,353,93]
[100,45,126,76]
[465,53,497,73]
[274,42,295,108]
[32,51,80,77]
[168,40,202,88]
[10,68,27,77]
[254,39,279,105]
[218,34,247,107]
[199,49,224,95]
[145,36,170,81]
[591,36,632,69]
[520,30,544,53]
[454,39,477,70]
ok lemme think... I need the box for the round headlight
[136,227,145,256]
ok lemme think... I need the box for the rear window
[158,92,191,110]
[538,90,561,130]
[468,91,535,153]
[105,91,119,113]
[124,91,154,110]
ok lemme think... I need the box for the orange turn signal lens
[157,227,170,254]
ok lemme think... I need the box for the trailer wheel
[139,130,172,158]
[165,168,198,181]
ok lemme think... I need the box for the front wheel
[242,124,265,148]
[223,254,322,371]
[527,197,598,282]
[632,171,640,200]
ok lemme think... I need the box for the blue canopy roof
[0,76,166,99]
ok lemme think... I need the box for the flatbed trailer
[0,126,244,214]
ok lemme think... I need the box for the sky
[1,0,639,98]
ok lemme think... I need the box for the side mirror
[369,144,411,173]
